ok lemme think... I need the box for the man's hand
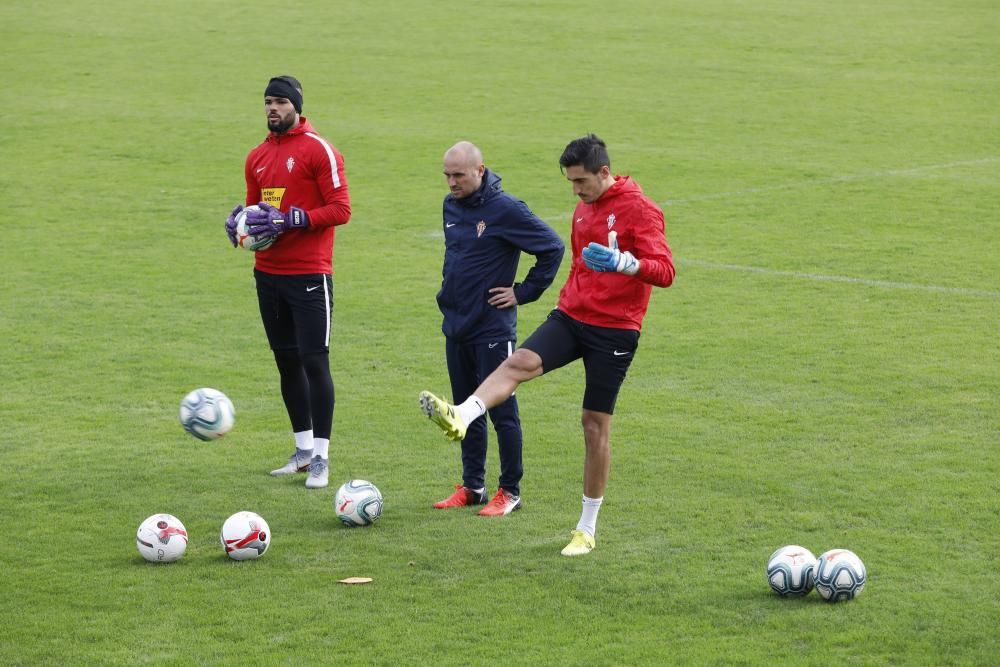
[245,202,310,239]
[225,205,243,247]
[581,231,639,275]
[487,286,518,309]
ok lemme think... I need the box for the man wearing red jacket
[420,134,674,555]
[225,75,351,489]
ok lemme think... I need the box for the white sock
[576,495,603,537]
[312,438,330,459]
[293,430,314,453]
[457,395,486,426]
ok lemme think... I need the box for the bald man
[428,141,564,517]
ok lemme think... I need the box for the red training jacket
[557,176,674,330]
[244,117,351,275]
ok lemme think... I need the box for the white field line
[678,259,1000,299]
[529,157,999,297]
[536,157,999,222]
[663,157,1000,206]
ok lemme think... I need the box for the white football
[179,388,235,441]
[766,545,818,596]
[815,548,867,601]
[235,205,275,252]
[334,480,384,527]
[136,513,188,563]
[220,511,271,560]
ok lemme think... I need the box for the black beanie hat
[265,75,303,113]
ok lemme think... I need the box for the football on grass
[235,205,275,252]
[766,545,818,596]
[220,511,271,560]
[334,480,384,527]
[136,513,188,563]
[179,388,235,441]
[815,549,867,601]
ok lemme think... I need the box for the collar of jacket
[595,175,641,204]
[451,168,503,208]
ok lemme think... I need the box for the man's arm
[507,200,566,305]
[301,144,351,227]
[628,201,674,288]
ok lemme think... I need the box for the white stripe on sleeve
[305,132,342,189]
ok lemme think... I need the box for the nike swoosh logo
[255,166,266,174]
[576,217,584,223]
[488,343,499,349]
[613,350,629,356]
[445,223,456,228]
[306,285,322,292]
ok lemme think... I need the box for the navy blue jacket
[437,169,565,342]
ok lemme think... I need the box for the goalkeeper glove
[225,204,243,247]
[581,231,639,275]
[245,202,310,239]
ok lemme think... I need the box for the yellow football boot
[561,530,596,557]
[419,391,467,441]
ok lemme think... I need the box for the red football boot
[478,489,522,517]
[433,484,488,509]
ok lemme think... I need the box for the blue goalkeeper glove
[581,231,639,275]
[244,202,310,239]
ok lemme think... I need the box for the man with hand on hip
[431,140,564,517]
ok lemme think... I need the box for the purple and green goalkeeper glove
[581,231,639,275]
[244,202,310,239]
[225,204,243,247]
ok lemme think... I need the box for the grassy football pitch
[3,0,998,664]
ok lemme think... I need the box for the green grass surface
[2,0,998,664]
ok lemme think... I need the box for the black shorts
[520,309,640,415]
[254,270,333,354]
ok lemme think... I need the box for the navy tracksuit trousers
[445,337,523,497]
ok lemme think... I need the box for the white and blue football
[766,545,818,596]
[179,387,235,441]
[814,548,867,601]
[334,480,384,527]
